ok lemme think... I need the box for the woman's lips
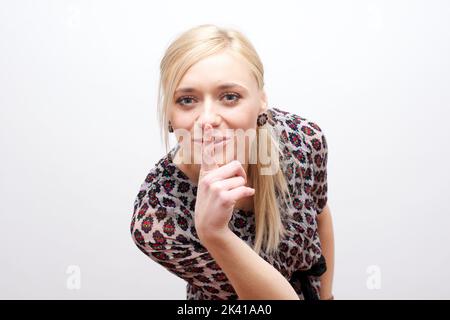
[193,136,232,144]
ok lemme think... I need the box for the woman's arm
[198,228,300,300]
[316,204,335,299]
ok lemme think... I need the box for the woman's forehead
[175,52,257,92]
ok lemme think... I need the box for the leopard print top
[130,107,328,300]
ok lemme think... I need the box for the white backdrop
[1,0,449,299]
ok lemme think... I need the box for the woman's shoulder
[268,107,329,213]
[132,152,197,221]
[268,107,327,152]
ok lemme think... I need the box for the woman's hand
[194,124,255,241]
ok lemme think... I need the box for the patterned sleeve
[130,188,227,295]
[305,121,329,214]
[131,198,200,283]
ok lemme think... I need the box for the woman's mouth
[193,136,232,145]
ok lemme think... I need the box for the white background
[1,0,449,299]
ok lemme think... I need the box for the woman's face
[169,50,267,167]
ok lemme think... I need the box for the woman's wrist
[196,225,231,245]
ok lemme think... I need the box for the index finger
[199,124,218,178]
[203,159,248,186]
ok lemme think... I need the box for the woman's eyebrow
[174,82,249,94]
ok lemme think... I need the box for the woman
[130,24,335,300]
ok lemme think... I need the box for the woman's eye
[175,93,241,106]
[176,96,196,106]
[222,93,241,103]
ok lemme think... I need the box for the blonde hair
[156,24,295,256]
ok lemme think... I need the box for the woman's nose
[197,110,220,130]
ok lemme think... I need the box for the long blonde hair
[156,24,295,255]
